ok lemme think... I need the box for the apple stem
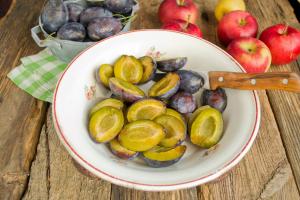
[183,15,191,30]
[282,23,289,35]
[177,0,185,6]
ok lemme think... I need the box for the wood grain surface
[1,0,300,199]
[0,0,48,199]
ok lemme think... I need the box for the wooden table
[1,0,300,199]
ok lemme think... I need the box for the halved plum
[109,139,139,160]
[89,106,124,143]
[109,77,145,102]
[154,114,186,147]
[142,145,186,168]
[157,57,187,72]
[89,98,124,117]
[148,73,180,100]
[190,107,224,148]
[118,120,165,152]
[98,64,114,87]
[165,108,186,126]
[139,56,157,84]
[127,99,166,122]
[114,55,143,84]
[188,105,211,128]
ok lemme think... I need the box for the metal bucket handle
[31,26,62,49]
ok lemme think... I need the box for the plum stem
[177,0,185,6]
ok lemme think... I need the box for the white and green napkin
[7,49,67,102]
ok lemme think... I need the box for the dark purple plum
[67,3,85,22]
[87,17,122,41]
[80,7,113,26]
[170,91,196,114]
[104,0,135,14]
[201,88,227,112]
[178,70,204,94]
[41,0,68,33]
[57,22,86,41]
[157,57,187,72]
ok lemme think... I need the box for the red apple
[259,24,300,65]
[217,11,258,46]
[162,19,202,38]
[158,0,198,24]
[227,37,272,73]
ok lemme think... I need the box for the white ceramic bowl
[53,30,261,191]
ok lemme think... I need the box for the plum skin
[157,57,187,72]
[87,17,122,41]
[67,3,85,22]
[57,22,86,41]
[41,0,68,33]
[104,0,135,14]
[170,91,196,114]
[178,70,205,94]
[201,88,227,112]
[80,7,113,26]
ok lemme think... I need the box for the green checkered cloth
[7,49,67,102]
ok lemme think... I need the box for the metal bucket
[31,0,139,62]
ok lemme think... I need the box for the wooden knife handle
[209,71,300,92]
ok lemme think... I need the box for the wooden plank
[110,185,198,200]
[245,0,300,191]
[193,0,300,199]
[0,0,48,199]
[23,125,49,200]
[24,109,112,200]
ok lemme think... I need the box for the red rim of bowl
[52,29,261,191]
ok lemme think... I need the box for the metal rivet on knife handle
[250,79,256,85]
[218,77,224,82]
[282,79,288,85]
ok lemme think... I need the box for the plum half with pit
[87,17,122,41]
[80,7,113,26]
[41,0,69,33]
[201,88,227,112]
[67,3,85,22]
[104,0,135,14]
[57,22,86,41]
[170,91,196,114]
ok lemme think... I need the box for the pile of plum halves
[41,0,136,41]
[89,55,227,168]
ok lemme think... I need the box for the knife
[154,71,300,92]
[200,71,300,92]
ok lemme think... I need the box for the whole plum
[80,7,113,26]
[87,17,122,41]
[41,0,68,33]
[57,22,86,41]
[201,88,227,112]
[178,70,204,94]
[67,3,85,22]
[170,91,196,114]
[104,0,135,14]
